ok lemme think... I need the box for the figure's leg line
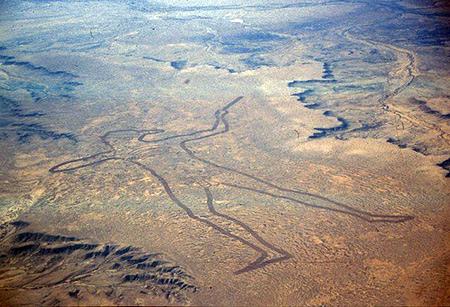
[128,161,270,271]
[203,185,292,257]
[220,182,413,223]
[234,255,292,275]
[50,152,117,173]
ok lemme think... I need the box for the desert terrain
[0,0,449,305]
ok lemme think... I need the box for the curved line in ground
[177,99,414,222]
[203,185,292,273]
[139,111,221,143]
[50,96,413,274]
[221,182,413,223]
[203,185,291,256]
[126,159,273,274]
[49,153,116,173]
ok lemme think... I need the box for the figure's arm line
[49,152,117,173]
[139,96,242,144]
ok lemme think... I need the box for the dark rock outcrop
[0,221,198,305]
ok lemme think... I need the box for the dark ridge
[387,138,408,149]
[18,129,76,143]
[68,289,79,298]
[348,122,384,133]
[1,97,75,142]
[136,260,167,269]
[309,131,327,139]
[387,139,434,158]
[120,255,133,261]
[1,225,198,303]
[32,96,41,103]
[179,283,196,291]
[12,122,43,128]
[123,273,194,290]
[154,277,195,290]
[0,95,20,108]
[157,265,182,275]
[0,54,78,78]
[13,123,77,143]
[309,116,349,139]
[437,157,450,168]
[437,157,450,177]
[143,56,166,62]
[415,26,450,46]
[63,81,83,87]
[15,232,78,243]
[155,277,179,285]
[10,244,39,255]
[111,262,121,269]
[0,55,14,61]
[39,243,99,255]
[84,245,114,259]
[323,62,332,73]
[322,62,334,79]
[212,65,236,73]
[125,256,151,265]
[292,89,314,102]
[115,246,132,255]
[120,254,155,264]
[124,273,156,282]
[410,97,450,119]
[288,79,337,87]
[386,140,429,157]
[101,245,113,256]
[170,60,187,70]
[11,110,46,118]
[10,220,30,228]
[304,103,321,109]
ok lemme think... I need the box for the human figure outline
[50,96,414,274]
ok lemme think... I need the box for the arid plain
[0,0,449,305]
